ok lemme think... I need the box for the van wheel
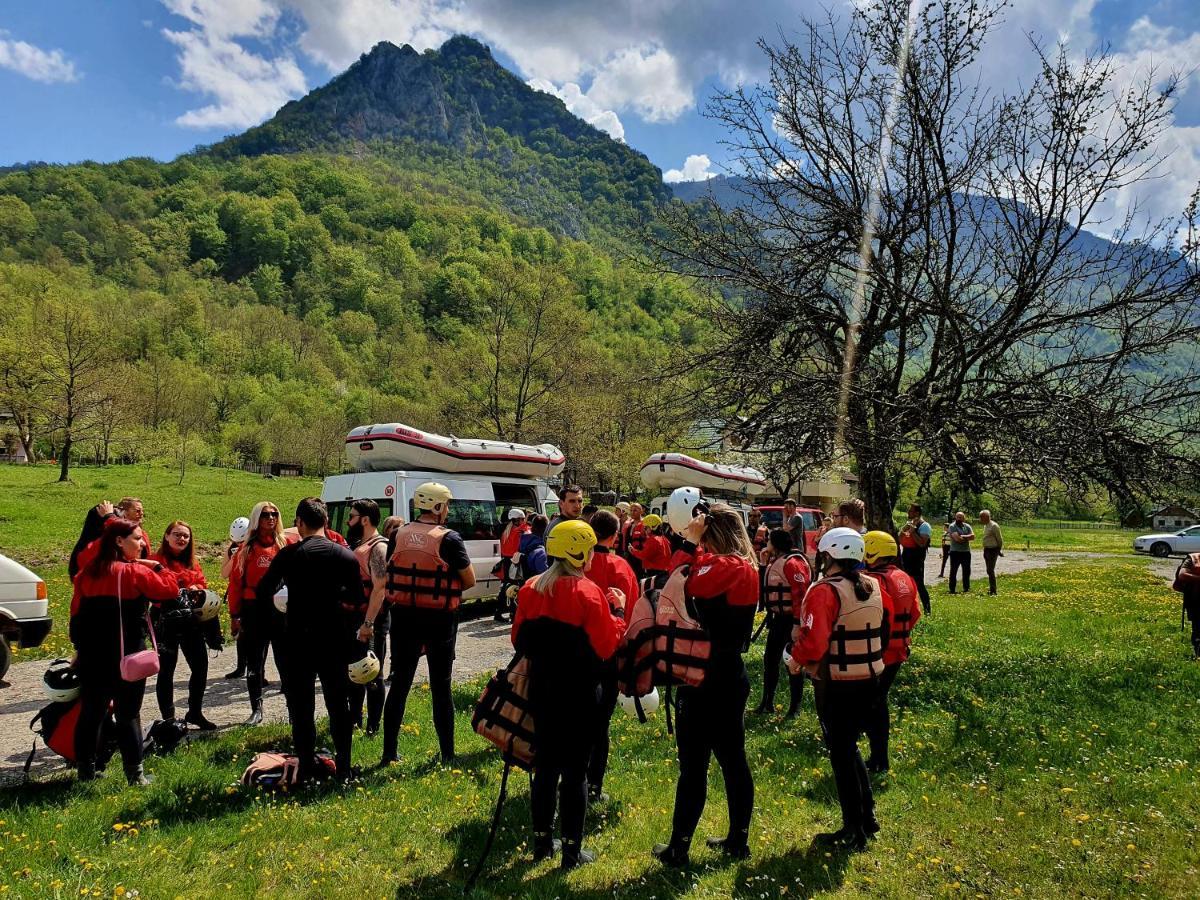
[0,636,10,683]
[1151,542,1171,558]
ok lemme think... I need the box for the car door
[1179,526,1200,553]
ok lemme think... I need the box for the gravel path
[0,550,1180,780]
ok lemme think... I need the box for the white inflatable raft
[345,424,566,478]
[640,452,767,497]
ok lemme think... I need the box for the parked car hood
[0,553,42,584]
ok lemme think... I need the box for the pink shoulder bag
[118,565,161,682]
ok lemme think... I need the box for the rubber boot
[77,760,99,782]
[753,697,774,715]
[652,836,691,867]
[560,839,595,870]
[814,827,868,851]
[125,765,152,787]
[532,831,560,862]
[245,702,263,726]
[706,831,751,859]
[185,710,217,731]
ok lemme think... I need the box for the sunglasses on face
[261,511,279,519]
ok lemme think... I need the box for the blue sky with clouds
[2,1,1198,220]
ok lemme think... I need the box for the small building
[0,410,28,463]
[1149,504,1200,531]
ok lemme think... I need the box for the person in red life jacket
[652,505,759,867]
[71,518,180,784]
[493,507,530,623]
[256,498,362,782]
[346,499,391,735]
[630,514,672,578]
[358,482,476,766]
[228,501,294,725]
[624,503,647,577]
[755,528,812,718]
[512,519,626,869]
[862,531,921,774]
[70,497,152,579]
[151,520,219,730]
[786,527,892,851]
[583,510,639,804]
[221,517,250,680]
[614,502,631,556]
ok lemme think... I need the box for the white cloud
[0,32,79,84]
[587,45,693,122]
[663,153,717,183]
[528,78,624,141]
[161,0,280,39]
[283,0,467,72]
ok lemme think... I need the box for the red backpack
[25,698,115,774]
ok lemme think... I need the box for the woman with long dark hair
[152,520,219,730]
[228,501,291,725]
[653,504,760,867]
[71,518,179,783]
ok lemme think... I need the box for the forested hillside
[0,152,702,490]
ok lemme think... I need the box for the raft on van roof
[640,452,767,497]
[345,424,566,478]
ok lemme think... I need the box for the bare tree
[646,0,1200,527]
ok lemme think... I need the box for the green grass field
[0,464,324,660]
[1,555,1197,897]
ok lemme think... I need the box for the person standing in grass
[754,528,811,718]
[652,506,759,868]
[938,522,951,577]
[1172,553,1200,658]
[512,520,626,869]
[71,518,180,784]
[979,510,1004,595]
[899,503,933,614]
[346,499,390,735]
[787,527,890,851]
[152,520,219,731]
[947,512,974,594]
[862,531,920,774]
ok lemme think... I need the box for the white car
[1133,525,1200,558]
[0,553,53,681]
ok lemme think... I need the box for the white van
[321,470,560,600]
[0,553,53,681]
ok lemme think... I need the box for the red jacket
[872,564,921,665]
[586,547,639,622]
[75,525,151,577]
[512,573,627,663]
[790,573,894,668]
[70,559,180,621]
[152,552,208,590]
[632,534,672,573]
[500,522,530,558]
[228,537,293,616]
[668,544,760,607]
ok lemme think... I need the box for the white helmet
[348,650,381,685]
[195,589,221,622]
[229,517,250,542]
[618,687,660,718]
[413,482,453,512]
[507,507,526,521]
[666,486,704,534]
[273,585,288,614]
[43,659,82,703]
[818,526,865,562]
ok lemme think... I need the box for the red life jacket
[822,574,886,681]
[875,564,919,665]
[385,522,463,612]
[618,565,712,697]
[761,552,809,616]
[352,533,388,608]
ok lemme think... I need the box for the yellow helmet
[413,482,453,512]
[642,514,663,530]
[545,520,598,568]
[863,530,899,566]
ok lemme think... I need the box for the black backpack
[25,698,115,774]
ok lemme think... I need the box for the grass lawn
[0,463,323,660]
[998,522,1138,555]
[1,558,1197,897]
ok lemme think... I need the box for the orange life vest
[385,522,463,612]
[823,573,886,681]
[472,654,536,770]
[352,533,388,608]
[761,552,808,616]
[617,565,712,697]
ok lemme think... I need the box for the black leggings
[587,666,619,795]
[243,600,287,708]
[865,663,901,767]
[901,549,931,614]
[156,624,209,719]
[285,639,354,776]
[762,614,805,710]
[670,668,754,847]
[383,631,456,760]
[76,669,145,777]
[813,678,876,832]
[531,678,597,844]
[348,607,390,730]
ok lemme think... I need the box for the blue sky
[2,1,1198,219]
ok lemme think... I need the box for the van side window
[410,499,499,541]
[326,500,393,538]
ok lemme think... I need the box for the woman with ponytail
[652,504,760,867]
